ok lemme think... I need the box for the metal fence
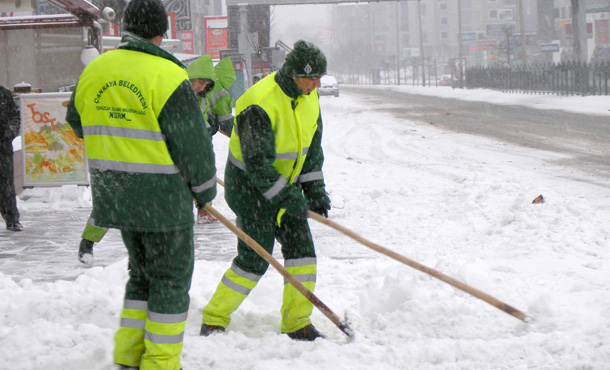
[465,61,610,96]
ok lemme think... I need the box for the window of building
[440,3,448,11]
[498,9,513,21]
[441,31,448,39]
[489,9,498,19]
[441,17,448,25]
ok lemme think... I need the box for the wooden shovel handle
[308,211,529,322]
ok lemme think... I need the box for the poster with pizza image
[20,93,89,186]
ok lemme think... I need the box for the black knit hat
[123,0,168,39]
[282,40,327,77]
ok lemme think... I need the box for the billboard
[461,32,478,42]
[540,43,560,53]
[204,16,228,61]
[595,19,609,45]
[181,30,194,54]
[20,93,88,187]
[478,39,497,51]
[486,24,507,37]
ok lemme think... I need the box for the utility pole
[396,1,400,85]
[457,0,463,88]
[238,5,253,87]
[417,0,425,86]
[517,0,527,67]
[506,26,512,67]
[571,0,588,62]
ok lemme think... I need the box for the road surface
[343,85,610,185]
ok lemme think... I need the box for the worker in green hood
[186,55,216,125]
[207,56,236,136]
[187,55,224,224]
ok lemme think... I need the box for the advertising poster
[20,93,88,187]
[595,19,609,45]
[181,30,194,54]
[204,16,228,61]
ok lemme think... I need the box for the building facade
[331,0,610,82]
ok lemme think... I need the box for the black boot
[286,324,325,341]
[78,239,94,264]
[200,323,225,336]
[6,222,23,231]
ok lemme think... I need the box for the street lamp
[457,0,463,88]
[417,0,425,86]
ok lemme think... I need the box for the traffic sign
[540,43,560,53]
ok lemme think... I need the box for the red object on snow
[532,195,544,204]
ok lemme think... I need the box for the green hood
[186,55,216,81]
[214,57,236,89]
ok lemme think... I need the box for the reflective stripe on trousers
[114,299,188,370]
[202,262,262,328]
[141,311,188,370]
[114,299,147,367]
[281,257,317,333]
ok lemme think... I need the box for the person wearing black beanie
[200,40,331,342]
[66,0,217,368]
[281,40,327,78]
[123,0,168,40]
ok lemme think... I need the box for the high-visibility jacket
[67,33,217,232]
[225,71,328,224]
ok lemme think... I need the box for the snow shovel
[307,211,530,323]
[204,204,355,340]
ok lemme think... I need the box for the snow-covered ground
[1,86,609,369]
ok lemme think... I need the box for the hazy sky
[270,4,332,46]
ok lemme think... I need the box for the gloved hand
[289,205,309,219]
[207,115,219,136]
[196,201,207,211]
[310,203,330,218]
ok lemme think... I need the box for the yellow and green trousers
[114,228,194,370]
[202,212,317,334]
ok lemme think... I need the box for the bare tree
[333,39,380,84]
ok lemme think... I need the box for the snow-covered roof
[0,14,82,29]
[173,53,201,65]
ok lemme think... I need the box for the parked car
[318,75,339,97]
[438,74,454,86]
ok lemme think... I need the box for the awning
[173,53,201,65]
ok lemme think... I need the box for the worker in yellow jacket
[66,0,217,368]
[201,40,331,341]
